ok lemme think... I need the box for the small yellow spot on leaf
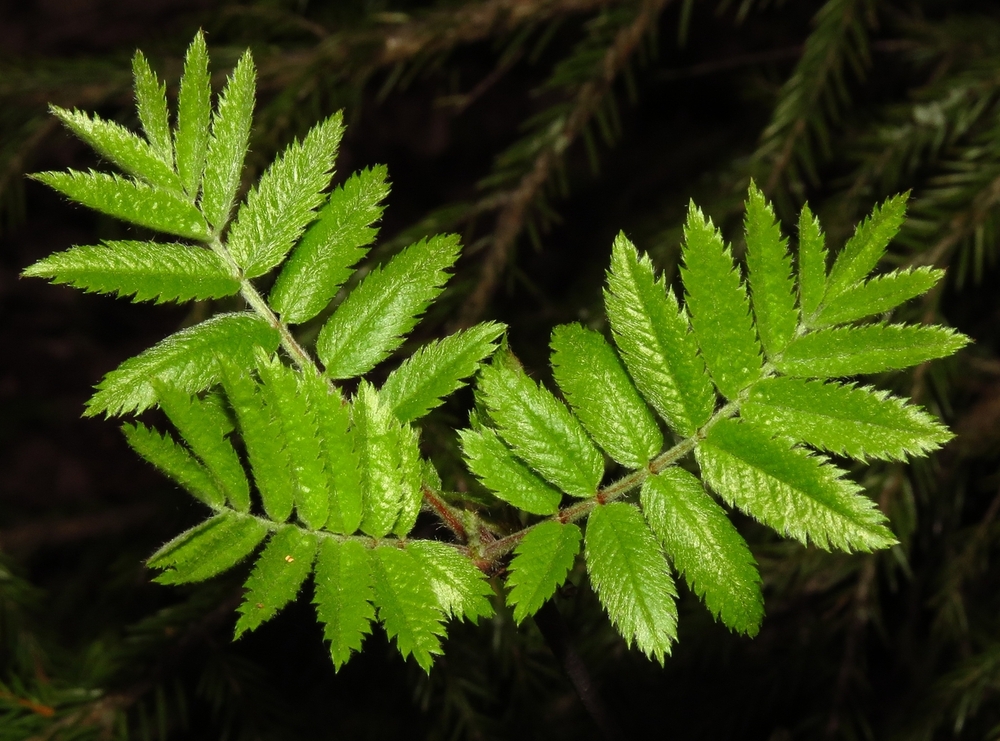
[284,555,294,563]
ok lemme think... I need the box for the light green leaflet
[175,32,211,199]
[235,527,317,638]
[585,502,678,664]
[742,377,952,460]
[641,468,762,635]
[797,204,828,318]
[604,232,714,436]
[697,418,896,551]
[745,182,798,357]
[86,313,279,418]
[271,165,390,324]
[681,203,763,399]
[407,540,494,623]
[318,234,461,379]
[477,356,603,498]
[506,521,582,624]
[131,51,172,165]
[149,513,268,585]
[227,113,345,278]
[812,267,943,327]
[550,322,662,468]
[314,539,375,670]
[22,242,239,305]
[123,423,224,509]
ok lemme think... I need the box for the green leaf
[742,376,953,460]
[86,313,279,417]
[681,203,763,399]
[745,182,798,357]
[149,512,268,585]
[407,540,494,622]
[50,107,180,191]
[270,165,389,324]
[300,375,363,534]
[696,418,897,551]
[220,361,294,523]
[381,322,505,423]
[175,31,211,199]
[372,545,445,672]
[201,50,255,231]
[22,241,239,304]
[153,383,250,512]
[824,193,909,304]
[550,323,662,468]
[775,323,970,378]
[797,204,828,318]
[317,234,461,379]
[131,51,172,164]
[477,356,603,498]
[392,425,424,539]
[585,502,678,663]
[505,521,581,624]
[813,267,943,327]
[256,358,329,529]
[604,232,714,436]
[313,538,375,671]
[32,170,209,241]
[458,425,562,515]
[227,113,345,278]
[641,468,762,635]
[235,526,317,638]
[122,422,224,508]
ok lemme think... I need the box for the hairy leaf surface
[123,422,224,508]
[697,418,896,550]
[149,513,268,585]
[813,267,943,327]
[641,468,762,635]
[551,323,662,468]
[87,313,279,417]
[22,241,239,304]
[506,521,582,624]
[318,234,461,379]
[742,377,952,460]
[604,233,714,435]
[131,52,172,164]
[682,204,762,399]
[797,204,828,318]
[314,538,375,670]
[270,165,389,324]
[776,324,970,377]
[372,546,445,672]
[407,540,494,623]
[586,502,678,663]
[175,31,211,199]
[235,526,317,638]
[477,357,603,497]
[227,113,344,278]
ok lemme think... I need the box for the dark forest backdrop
[2,0,999,739]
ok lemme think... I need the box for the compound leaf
[149,512,268,585]
[550,323,662,468]
[775,324,970,378]
[270,165,389,324]
[682,203,763,399]
[506,520,581,624]
[227,113,345,278]
[175,31,211,199]
[22,241,239,304]
[381,322,505,424]
[797,204,828,318]
[604,232,714,436]
[372,545,445,672]
[131,51,172,164]
[235,526,317,638]
[742,376,952,460]
[585,502,678,663]
[824,193,909,304]
[407,540,494,623]
[123,422,224,508]
[477,356,603,498]
[318,234,461,379]
[641,468,762,635]
[813,267,943,327]
[458,425,562,515]
[697,418,896,551]
[745,182,798,357]
[314,538,375,671]
[32,170,209,241]
[87,313,279,417]
[201,51,255,231]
